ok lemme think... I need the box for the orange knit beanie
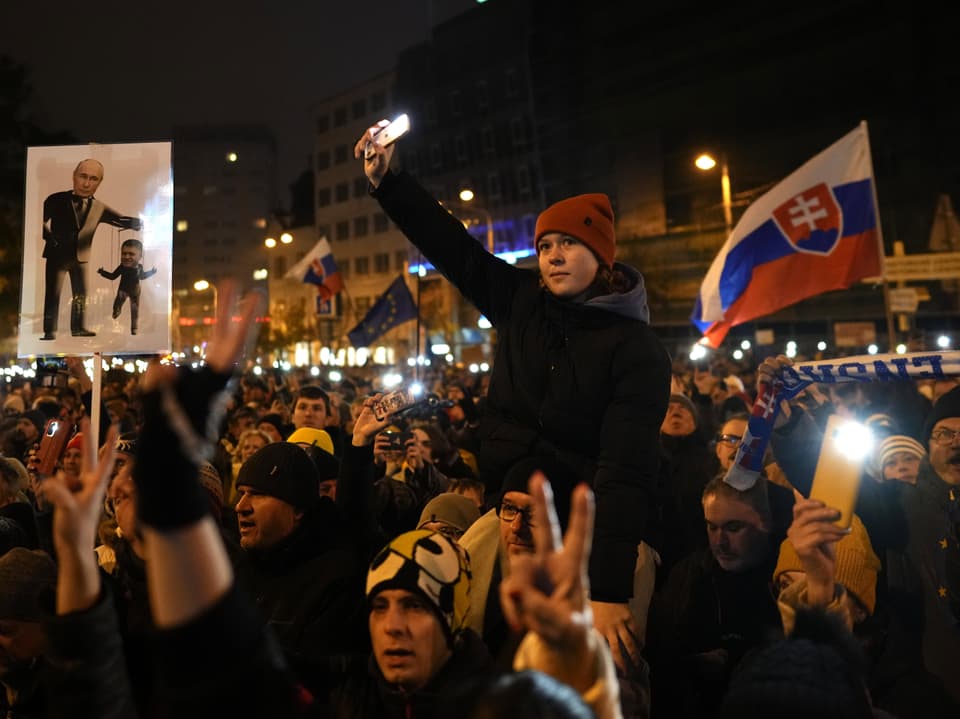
[534,193,616,267]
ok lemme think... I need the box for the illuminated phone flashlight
[832,418,874,461]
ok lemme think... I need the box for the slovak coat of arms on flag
[772,183,843,256]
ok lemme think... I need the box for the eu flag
[347,275,418,346]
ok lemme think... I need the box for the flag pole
[862,120,896,350]
[414,252,423,383]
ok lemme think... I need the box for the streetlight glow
[226,152,238,163]
[459,188,475,202]
[193,280,210,291]
[694,153,717,171]
[280,232,293,244]
[264,237,277,248]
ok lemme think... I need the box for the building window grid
[354,176,368,198]
[517,165,531,197]
[354,215,369,237]
[374,212,389,233]
[335,182,349,203]
[476,80,489,111]
[374,252,390,273]
[317,188,331,207]
[355,256,370,275]
[487,172,502,202]
[455,135,468,165]
[316,151,330,171]
[336,220,350,241]
[334,145,349,164]
[481,126,495,156]
[333,107,347,127]
[511,117,525,146]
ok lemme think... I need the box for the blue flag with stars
[347,275,418,346]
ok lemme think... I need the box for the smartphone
[36,357,69,389]
[36,418,71,474]
[382,429,413,452]
[808,414,870,529]
[372,388,418,421]
[364,114,411,159]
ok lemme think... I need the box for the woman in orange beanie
[356,125,672,671]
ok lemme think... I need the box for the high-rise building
[171,125,277,337]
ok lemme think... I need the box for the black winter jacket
[373,170,671,602]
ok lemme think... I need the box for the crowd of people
[0,125,958,718]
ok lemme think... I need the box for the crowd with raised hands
[0,122,958,719]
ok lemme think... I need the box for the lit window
[176,220,189,232]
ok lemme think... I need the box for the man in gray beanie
[0,547,56,716]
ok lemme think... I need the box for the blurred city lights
[226,152,238,163]
[382,373,403,388]
[477,316,492,329]
[817,341,827,351]
[938,335,951,348]
[689,343,708,361]
[896,344,907,354]
[469,363,480,373]
[868,344,879,355]
[431,343,450,355]
[733,349,744,360]
[328,370,342,382]
[280,232,293,244]
[740,339,751,350]
[264,237,277,248]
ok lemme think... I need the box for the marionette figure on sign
[98,238,156,335]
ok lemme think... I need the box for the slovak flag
[284,237,344,301]
[691,122,882,347]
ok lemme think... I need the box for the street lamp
[193,279,218,318]
[443,192,494,253]
[695,152,733,238]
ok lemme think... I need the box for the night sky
[2,0,476,195]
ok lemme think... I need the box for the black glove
[134,366,233,529]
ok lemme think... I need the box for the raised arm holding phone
[356,121,671,672]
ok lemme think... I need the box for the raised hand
[351,394,390,446]
[40,419,119,613]
[500,473,595,653]
[353,120,394,188]
[786,492,849,606]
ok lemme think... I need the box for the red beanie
[66,432,83,452]
[534,193,616,267]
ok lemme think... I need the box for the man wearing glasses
[460,456,576,662]
[902,386,960,702]
[714,414,748,472]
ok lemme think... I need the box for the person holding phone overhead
[355,122,671,672]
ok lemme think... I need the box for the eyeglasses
[931,427,960,445]
[497,501,535,526]
[716,434,742,447]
